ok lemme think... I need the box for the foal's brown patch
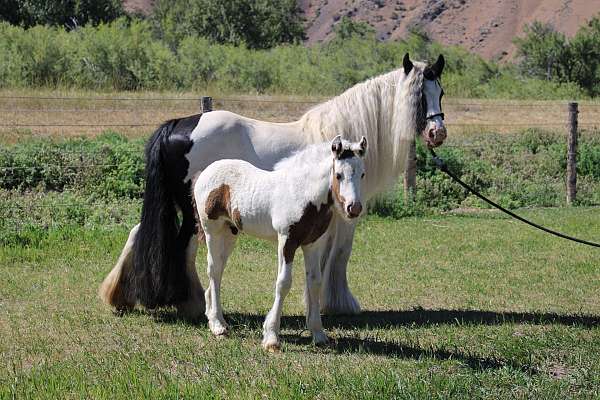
[332,169,345,205]
[283,192,333,263]
[205,184,231,220]
[204,184,243,234]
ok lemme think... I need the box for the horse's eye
[361,173,365,179]
[336,173,342,180]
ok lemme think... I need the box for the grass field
[2,207,600,399]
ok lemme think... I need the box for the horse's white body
[194,139,366,349]
[100,56,447,317]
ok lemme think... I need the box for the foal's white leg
[320,214,361,315]
[175,234,205,319]
[302,243,328,345]
[263,235,294,351]
[99,223,139,311]
[204,224,236,336]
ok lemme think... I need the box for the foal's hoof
[262,334,281,352]
[263,342,281,353]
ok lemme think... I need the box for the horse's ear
[358,136,367,157]
[431,54,445,77]
[403,53,413,76]
[331,135,343,157]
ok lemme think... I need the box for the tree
[514,22,571,82]
[0,0,123,28]
[332,17,375,41]
[152,0,305,49]
[515,17,600,96]
[569,16,600,95]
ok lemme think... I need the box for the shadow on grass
[222,308,600,331]
[282,333,532,373]
[322,308,600,329]
[136,307,598,372]
[140,307,600,330]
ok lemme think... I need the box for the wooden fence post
[201,96,213,113]
[404,138,417,202]
[566,102,578,206]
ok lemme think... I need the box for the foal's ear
[431,54,445,77]
[403,53,413,76]
[331,135,343,156]
[358,136,367,157]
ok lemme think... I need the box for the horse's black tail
[132,116,200,309]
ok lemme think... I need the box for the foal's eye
[361,173,365,179]
[335,173,342,180]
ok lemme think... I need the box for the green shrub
[0,189,140,246]
[0,19,592,97]
[2,131,600,227]
[0,132,145,198]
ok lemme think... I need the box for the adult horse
[99,53,447,318]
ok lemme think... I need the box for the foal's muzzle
[346,202,363,218]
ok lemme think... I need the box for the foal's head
[330,135,367,219]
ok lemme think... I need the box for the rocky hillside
[124,0,600,60]
[300,0,598,60]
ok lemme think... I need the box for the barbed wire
[1,108,198,113]
[3,122,599,128]
[0,95,200,101]
[2,94,600,108]
[0,123,157,127]
[3,105,595,114]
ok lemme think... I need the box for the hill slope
[123,0,600,60]
[300,0,598,60]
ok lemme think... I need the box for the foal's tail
[132,118,198,309]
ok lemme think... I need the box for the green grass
[1,208,600,398]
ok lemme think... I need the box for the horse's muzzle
[424,126,447,148]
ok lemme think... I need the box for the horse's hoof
[177,300,205,320]
[313,331,329,346]
[209,320,229,337]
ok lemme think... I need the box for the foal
[193,136,367,350]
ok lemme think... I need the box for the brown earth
[124,0,599,60]
[301,0,600,61]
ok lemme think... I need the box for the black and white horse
[99,53,447,318]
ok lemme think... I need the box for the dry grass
[2,88,600,144]
[0,89,323,142]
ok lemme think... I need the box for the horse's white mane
[273,142,331,172]
[297,63,426,196]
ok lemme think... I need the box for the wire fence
[2,95,600,134]
[2,94,600,234]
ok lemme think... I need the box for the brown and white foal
[193,136,367,350]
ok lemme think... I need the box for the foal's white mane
[273,140,358,207]
[296,63,425,197]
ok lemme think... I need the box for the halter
[424,79,444,122]
[426,112,445,121]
